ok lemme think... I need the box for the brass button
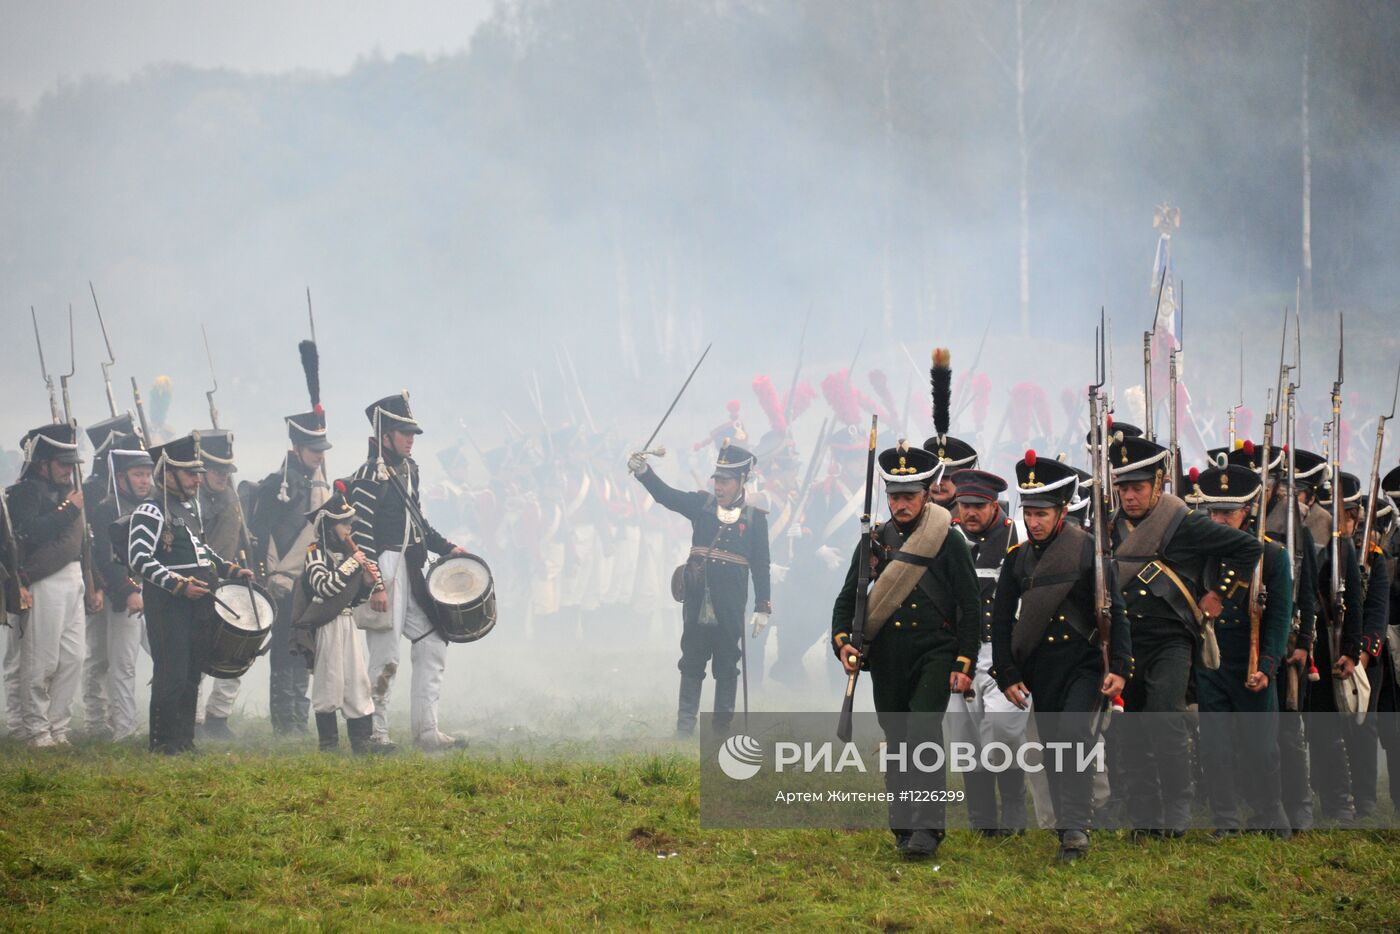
[894,621,902,628]
[911,603,918,609]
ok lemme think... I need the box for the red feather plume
[751,374,787,434]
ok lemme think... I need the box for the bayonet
[90,282,120,417]
[201,323,221,429]
[59,305,76,430]
[31,308,60,423]
[131,377,153,446]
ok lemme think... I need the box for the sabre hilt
[633,446,668,459]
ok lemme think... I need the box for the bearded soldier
[82,421,153,742]
[128,433,253,754]
[1108,435,1261,836]
[832,442,981,861]
[348,393,470,751]
[629,441,771,737]
[945,467,1028,835]
[1184,461,1292,836]
[6,423,94,747]
[248,411,332,735]
[196,430,253,739]
[993,451,1131,862]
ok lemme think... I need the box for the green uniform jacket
[1207,536,1293,680]
[830,517,981,712]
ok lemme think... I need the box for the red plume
[784,381,817,421]
[869,370,899,426]
[751,375,787,434]
[726,399,741,416]
[1025,449,1037,467]
[1243,440,1255,456]
[335,479,347,494]
[1188,467,1200,483]
[821,370,862,426]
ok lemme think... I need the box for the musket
[1089,312,1113,680]
[1358,360,1400,586]
[1328,316,1345,672]
[1142,331,1154,442]
[1282,331,1301,711]
[836,414,877,744]
[1167,345,1180,495]
[130,377,153,447]
[57,307,99,608]
[90,281,119,417]
[201,324,221,429]
[1228,337,1244,449]
[951,317,994,423]
[1142,264,1168,441]
[787,417,831,562]
[31,308,61,423]
[1274,308,1291,425]
[561,344,598,435]
[1248,409,1275,682]
[635,343,712,459]
[781,306,811,425]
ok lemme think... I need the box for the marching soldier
[1305,469,1366,824]
[992,451,1131,862]
[1377,468,1400,812]
[1184,462,1292,836]
[349,393,470,751]
[629,441,771,737]
[83,423,153,742]
[1337,471,1390,820]
[78,413,139,739]
[128,433,252,754]
[832,442,981,860]
[945,467,1029,835]
[6,423,94,747]
[292,481,388,754]
[196,430,252,739]
[1108,435,1262,836]
[922,437,978,511]
[248,411,332,735]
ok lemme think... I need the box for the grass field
[3,732,1400,932]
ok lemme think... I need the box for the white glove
[770,563,789,584]
[786,522,803,540]
[816,544,843,572]
[627,453,649,475]
[750,612,770,638]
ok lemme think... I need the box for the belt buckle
[1137,562,1162,585]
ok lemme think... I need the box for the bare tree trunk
[1300,8,1313,314]
[1015,0,1031,337]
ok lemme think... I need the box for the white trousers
[16,562,86,742]
[313,611,374,718]
[364,550,448,743]
[945,641,1056,826]
[201,674,241,721]
[82,602,145,740]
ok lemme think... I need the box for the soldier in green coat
[831,441,981,861]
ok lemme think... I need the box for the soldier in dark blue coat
[993,450,1131,862]
[630,442,771,737]
[1184,461,1293,836]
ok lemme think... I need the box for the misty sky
[0,0,493,107]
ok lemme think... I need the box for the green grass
[2,738,1399,931]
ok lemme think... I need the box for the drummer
[293,481,390,754]
[127,433,253,754]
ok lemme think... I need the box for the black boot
[348,715,392,755]
[203,716,236,741]
[316,712,340,752]
[676,674,704,738]
[713,676,739,735]
[963,769,1000,834]
[997,766,1028,833]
